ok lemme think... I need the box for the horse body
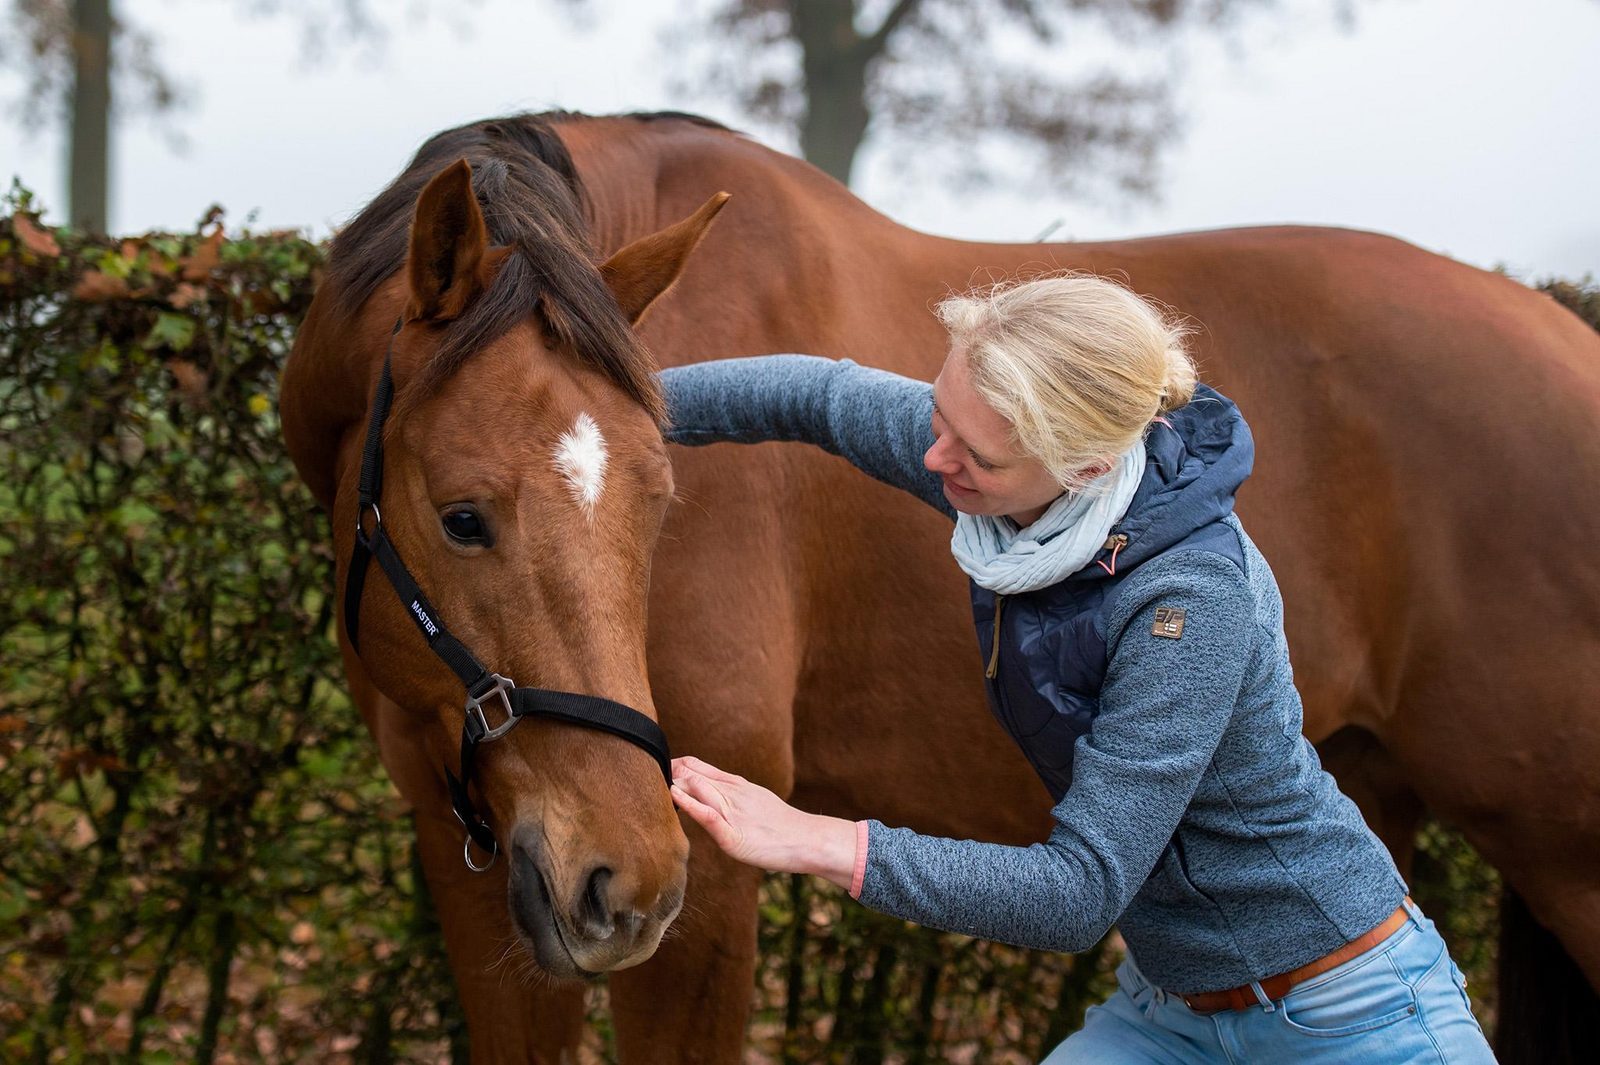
[283,112,1600,1063]
[565,115,1600,1056]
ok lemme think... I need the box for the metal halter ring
[463,834,498,873]
[356,501,382,540]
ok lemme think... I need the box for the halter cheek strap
[344,319,672,871]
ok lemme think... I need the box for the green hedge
[0,188,462,1064]
[3,184,1593,1062]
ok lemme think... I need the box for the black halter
[343,319,672,872]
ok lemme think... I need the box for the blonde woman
[659,275,1495,1063]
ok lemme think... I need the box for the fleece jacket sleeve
[853,550,1255,953]
[660,355,954,518]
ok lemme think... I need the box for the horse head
[318,157,726,978]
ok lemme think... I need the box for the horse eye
[441,507,488,545]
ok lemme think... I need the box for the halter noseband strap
[344,319,672,872]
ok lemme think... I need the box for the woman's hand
[670,755,858,890]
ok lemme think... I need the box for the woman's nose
[924,435,960,475]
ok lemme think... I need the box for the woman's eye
[441,507,488,544]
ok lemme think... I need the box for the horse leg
[413,808,588,1064]
[1372,669,1600,1065]
[1496,883,1600,1065]
[607,838,766,1064]
[1469,822,1600,1065]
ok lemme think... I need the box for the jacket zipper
[982,593,1049,786]
[985,594,1006,679]
[989,536,1121,680]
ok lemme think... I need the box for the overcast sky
[3,0,1597,280]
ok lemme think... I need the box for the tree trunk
[69,0,111,233]
[790,0,872,187]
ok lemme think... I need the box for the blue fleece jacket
[661,354,1407,994]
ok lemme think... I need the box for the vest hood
[1077,383,1254,580]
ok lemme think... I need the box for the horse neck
[281,281,412,507]
[557,116,870,254]
[555,116,1115,378]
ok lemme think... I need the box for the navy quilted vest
[967,387,1252,801]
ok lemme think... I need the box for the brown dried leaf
[181,227,224,281]
[100,975,145,1010]
[13,214,61,257]
[166,357,210,400]
[241,290,281,316]
[0,715,26,735]
[55,748,123,778]
[168,281,206,309]
[71,270,131,301]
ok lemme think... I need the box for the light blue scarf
[950,440,1146,594]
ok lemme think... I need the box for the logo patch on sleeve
[1152,606,1186,639]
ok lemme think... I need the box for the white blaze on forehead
[553,412,608,517]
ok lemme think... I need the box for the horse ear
[406,159,490,322]
[600,192,730,325]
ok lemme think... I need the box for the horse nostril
[579,866,615,941]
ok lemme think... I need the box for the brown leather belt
[1180,897,1413,1014]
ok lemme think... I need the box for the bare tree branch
[652,0,1305,202]
[0,0,457,227]
[1,0,182,132]
[862,0,924,60]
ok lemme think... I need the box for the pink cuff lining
[848,820,869,899]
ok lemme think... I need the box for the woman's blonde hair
[935,273,1196,492]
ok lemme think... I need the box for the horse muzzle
[508,829,684,979]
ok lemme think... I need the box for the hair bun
[1160,345,1197,413]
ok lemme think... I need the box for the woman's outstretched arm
[660,355,955,519]
[670,550,1255,954]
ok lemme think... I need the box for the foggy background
[4,0,1597,278]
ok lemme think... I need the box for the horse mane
[323,111,707,421]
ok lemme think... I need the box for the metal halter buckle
[464,673,518,742]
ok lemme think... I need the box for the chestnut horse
[280,111,1600,1064]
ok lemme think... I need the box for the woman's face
[925,347,1066,525]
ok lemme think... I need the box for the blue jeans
[1042,900,1496,1063]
